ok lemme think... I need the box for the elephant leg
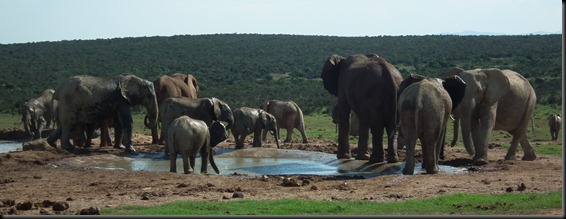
[298,126,308,143]
[158,123,165,145]
[368,127,384,163]
[401,133,417,175]
[284,128,293,143]
[182,154,192,174]
[60,127,76,152]
[199,146,208,174]
[113,121,125,150]
[518,135,536,161]
[472,107,496,165]
[46,127,61,148]
[252,130,262,147]
[169,152,177,173]
[356,123,370,160]
[385,122,399,163]
[118,110,135,153]
[151,124,159,145]
[336,102,351,159]
[450,115,459,147]
[422,136,439,174]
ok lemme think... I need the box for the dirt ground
[0,131,563,215]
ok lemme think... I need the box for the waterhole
[0,141,23,153]
[57,147,467,177]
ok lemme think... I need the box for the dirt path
[0,133,562,215]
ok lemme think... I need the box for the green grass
[101,189,562,215]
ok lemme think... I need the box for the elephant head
[209,121,228,148]
[208,97,234,130]
[119,74,159,129]
[399,74,466,112]
[21,99,46,139]
[320,54,344,96]
[259,110,281,149]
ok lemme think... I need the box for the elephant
[445,67,537,165]
[21,89,56,139]
[159,97,234,154]
[321,53,403,163]
[331,103,359,136]
[259,99,308,144]
[46,74,158,153]
[397,74,466,175]
[167,116,227,174]
[150,73,199,144]
[548,114,561,141]
[71,118,116,148]
[231,107,281,149]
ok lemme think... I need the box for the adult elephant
[167,116,227,174]
[548,114,561,141]
[331,103,359,136]
[22,89,56,139]
[259,99,308,144]
[231,107,281,149]
[397,74,466,175]
[446,67,537,165]
[150,73,199,144]
[160,97,234,154]
[46,74,158,153]
[321,53,403,163]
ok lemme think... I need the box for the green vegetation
[0,34,561,115]
[101,189,562,215]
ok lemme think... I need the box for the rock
[22,139,49,151]
[77,207,100,215]
[52,201,69,211]
[281,178,301,187]
[177,183,189,188]
[505,187,513,193]
[40,208,54,215]
[232,192,244,199]
[15,201,33,210]
[517,183,526,191]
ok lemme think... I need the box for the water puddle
[0,141,23,153]
[58,148,467,177]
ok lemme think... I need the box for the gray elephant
[46,74,158,153]
[151,73,199,144]
[397,74,466,175]
[231,107,281,149]
[446,67,537,165]
[159,97,234,154]
[548,114,561,141]
[331,103,359,136]
[259,99,308,144]
[21,89,56,139]
[321,53,403,163]
[167,116,227,174]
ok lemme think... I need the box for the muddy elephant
[231,107,281,149]
[160,97,233,154]
[150,73,199,144]
[321,53,403,163]
[446,67,537,165]
[397,74,466,175]
[167,116,227,174]
[259,99,308,144]
[46,74,158,153]
[548,114,561,141]
[331,103,359,136]
[21,89,56,139]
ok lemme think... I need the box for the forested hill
[0,34,562,114]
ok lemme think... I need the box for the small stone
[52,202,69,211]
[310,185,318,191]
[15,201,33,210]
[517,183,526,191]
[232,192,244,199]
[505,187,513,193]
[177,183,189,188]
[77,207,100,215]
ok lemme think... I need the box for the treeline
[0,34,561,115]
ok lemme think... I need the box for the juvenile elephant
[259,99,308,144]
[548,114,561,141]
[46,74,158,153]
[21,89,56,139]
[397,74,466,175]
[150,73,199,144]
[231,107,281,149]
[331,103,359,136]
[446,67,537,165]
[168,116,226,174]
[321,53,403,163]
[160,97,233,154]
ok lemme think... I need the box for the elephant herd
[20,53,558,175]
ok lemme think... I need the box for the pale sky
[0,0,562,44]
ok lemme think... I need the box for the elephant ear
[399,74,426,95]
[210,98,222,121]
[443,75,467,112]
[259,101,269,111]
[186,74,199,93]
[321,54,344,96]
[119,75,133,104]
[446,67,464,77]
[208,121,227,147]
[258,110,269,127]
[482,68,511,106]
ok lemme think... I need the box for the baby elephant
[167,116,227,174]
[548,114,561,141]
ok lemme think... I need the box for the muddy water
[0,141,23,153]
[58,148,467,177]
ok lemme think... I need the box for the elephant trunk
[22,111,32,135]
[273,128,281,149]
[144,98,159,129]
[459,110,476,155]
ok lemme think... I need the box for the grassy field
[101,189,562,215]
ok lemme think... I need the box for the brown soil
[0,131,562,215]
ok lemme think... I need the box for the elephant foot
[125,146,136,154]
[114,144,126,150]
[521,154,537,161]
[183,169,194,174]
[504,153,517,160]
[472,158,489,166]
[402,168,414,175]
[368,155,384,164]
[387,155,399,163]
[425,168,439,174]
[46,137,57,148]
[302,140,308,144]
[62,145,76,153]
[355,153,370,160]
[336,153,351,159]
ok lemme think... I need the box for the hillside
[0,34,562,114]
